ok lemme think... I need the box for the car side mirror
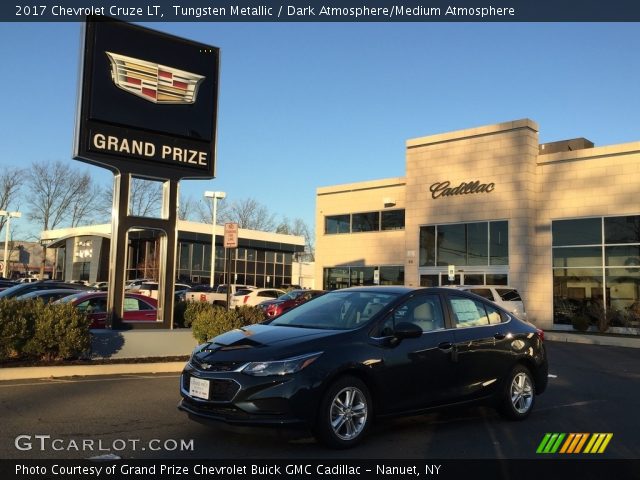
[394,322,422,339]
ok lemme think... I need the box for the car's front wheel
[499,364,535,420]
[314,376,371,448]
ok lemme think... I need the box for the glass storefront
[324,265,405,290]
[552,215,640,332]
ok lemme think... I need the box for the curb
[0,361,185,381]
[545,332,640,349]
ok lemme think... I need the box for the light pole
[204,191,226,287]
[0,210,21,279]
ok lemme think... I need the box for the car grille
[191,358,247,372]
[183,374,240,402]
[182,397,251,419]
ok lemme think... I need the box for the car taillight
[243,295,250,304]
[537,329,544,342]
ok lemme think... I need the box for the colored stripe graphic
[537,433,613,454]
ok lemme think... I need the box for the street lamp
[204,191,226,288]
[0,210,21,279]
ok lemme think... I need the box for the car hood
[192,324,343,362]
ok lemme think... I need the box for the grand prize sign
[73,17,219,328]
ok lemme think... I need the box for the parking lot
[0,341,638,460]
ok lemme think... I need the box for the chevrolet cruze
[178,286,548,448]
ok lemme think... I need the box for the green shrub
[191,305,243,343]
[236,305,267,326]
[183,301,218,328]
[0,299,36,361]
[571,314,591,332]
[23,301,92,361]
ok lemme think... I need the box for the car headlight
[242,352,323,377]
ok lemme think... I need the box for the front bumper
[178,365,317,427]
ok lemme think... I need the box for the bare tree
[219,197,277,231]
[0,167,24,235]
[178,193,197,221]
[25,161,97,277]
[129,178,163,217]
[26,161,94,231]
[276,216,315,260]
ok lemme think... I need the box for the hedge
[0,299,91,362]
[187,303,266,343]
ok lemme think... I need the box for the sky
[1,21,640,240]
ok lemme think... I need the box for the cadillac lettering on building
[91,132,208,167]
[430,180,495,199]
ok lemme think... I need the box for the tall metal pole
[205,191,225,288]
[1,211,21,278]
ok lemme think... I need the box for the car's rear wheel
[499,364,535,420]
[314,376,371,448]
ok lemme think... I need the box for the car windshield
[278,291,302,301]
[270,290,399,330]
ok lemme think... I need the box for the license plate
[189,377,210,400]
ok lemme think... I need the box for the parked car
[90,281,109,291]
[56,291,158,329]
[179,286,548,448]
[449,285,527,320]
[0,279,17,292]
[185,284,256,307]
[230,288,287,308]
[124,278,152,291]
[15,288,84,303]
[0,281,92,300]
[137,282,191,300]
[259,289,326,318]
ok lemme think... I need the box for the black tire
[499,364,535,420]
[314,376,372,449]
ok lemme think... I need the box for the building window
[552,215,640,334]
[351,212,380,232]
[419,221,508,267]
[324,265,404,290]
[325,215,350,234]
[381,210,405,230]
[325,209,405,235]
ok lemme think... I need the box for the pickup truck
[184,284,256,308]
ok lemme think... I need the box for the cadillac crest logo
[106,52,205,104]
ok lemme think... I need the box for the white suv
[450,285,526,320]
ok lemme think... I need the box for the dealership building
[41,220,305,289]
[315,119,640,334]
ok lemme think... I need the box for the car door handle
[438,342,453,351]
[494,333,506,340]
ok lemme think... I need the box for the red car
[56,291,158,328]
[259,289,326,318]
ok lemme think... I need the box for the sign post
[73,17,219,329]
[223,223,238,309]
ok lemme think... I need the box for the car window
[469,288,494,301]
[123,298,140,311]
[372,294,444,336]
[496,288,522,302]
[272,291,399,330]
[449,296,491,328]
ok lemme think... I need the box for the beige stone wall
[531,141,640,328]
[315,178,406,285]
[404,119,539,316]
[314,118,640,331]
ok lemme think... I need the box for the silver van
[450,285,526,320]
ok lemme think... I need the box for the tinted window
[604,215,640,244]
[489,221,509,265]
[496,288,522,302]
[553,218,601,246]
[325,215,350,234]
[381,210,405,231]
[469,288,494,301]
[352,212,380,232]
[272,291,399,330]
